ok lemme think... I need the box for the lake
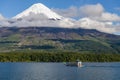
[0,62,120,80]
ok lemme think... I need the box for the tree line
[0,51,120,62]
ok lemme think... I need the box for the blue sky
[0,0,120,18]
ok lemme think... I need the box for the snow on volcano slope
[13,3,63,20]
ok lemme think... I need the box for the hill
[0,27,120,54]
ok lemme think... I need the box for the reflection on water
[0,62,120,80]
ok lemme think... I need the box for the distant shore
[0,51,120,62]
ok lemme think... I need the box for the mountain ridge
[0,27,120,53]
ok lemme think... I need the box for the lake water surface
[0,62,120,80]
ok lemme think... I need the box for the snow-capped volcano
[13,3,63,20]
[0,3,114,34]
[10,3,75,28]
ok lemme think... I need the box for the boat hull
[65,62,82,67]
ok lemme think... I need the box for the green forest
[0,51,120,62]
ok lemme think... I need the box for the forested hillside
[0,27,120,54]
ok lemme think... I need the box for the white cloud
[0,20,10,27]
[52,6,79,18]
[52,3,120,34]
[75,17,116,33]
[9,15,75,28]
[7,16,116,33]
[53,3,120,22]
[100,12,120,21]
[79,3,104,17]
[0,14,5,20]
[2,13,119,34]
[52,3,104,18]
[79,4,120,22]
[0,14,10,27]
